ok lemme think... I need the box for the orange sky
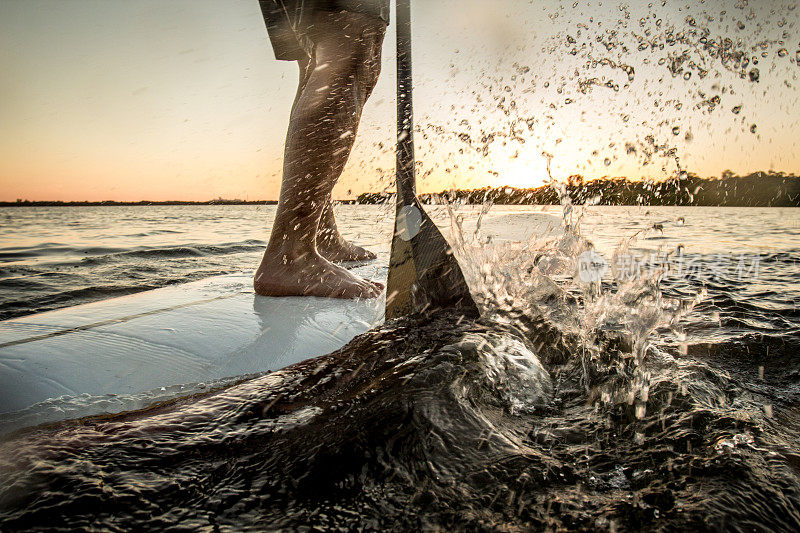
[1,0,798,202]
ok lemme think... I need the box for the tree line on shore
[3,171,797,208]
[357,171,799,207]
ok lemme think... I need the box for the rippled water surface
[1,204,799,530]
[0,205,387,321]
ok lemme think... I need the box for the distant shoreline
[0,200,284,207]
[4,172,798,208]
[360,172,799,208]
[0,199,367,207]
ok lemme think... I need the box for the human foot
[316,233,377,263]
[254,249,383,299]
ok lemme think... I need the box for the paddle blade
[386,0,478,320]
[385,200,479,320]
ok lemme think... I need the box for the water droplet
[672,126,680,135]
[683,71,691,80]
[604,158,612,166]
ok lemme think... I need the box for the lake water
[0,204,388,320]
[2,204,797,320]
[1,204,799,530]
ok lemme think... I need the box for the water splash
[448,187,706,427]
[1,203,799,529]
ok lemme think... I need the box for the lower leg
[255,99,378,298]
[255,12,385,298]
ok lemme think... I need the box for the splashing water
[450,184,705,427]
[2,198,798,530]
[1,0,799,527]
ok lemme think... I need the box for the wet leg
[255,12,385,298]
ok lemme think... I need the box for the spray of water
[447,179,707,439]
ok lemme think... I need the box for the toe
[360,279,381,299]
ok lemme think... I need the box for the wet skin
[255,11,386,299]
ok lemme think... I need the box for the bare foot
[254,249,383,299]
[317,233,377,263]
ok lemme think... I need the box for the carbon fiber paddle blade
[385,199,479,320]
[385,0,478,320]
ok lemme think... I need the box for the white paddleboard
[0,264,385,424]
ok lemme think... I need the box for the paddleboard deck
[0,265,385,419]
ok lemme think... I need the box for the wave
[0,240,266,264]
[0,241,267,319]
[1,308,798,531]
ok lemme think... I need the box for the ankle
[316,224,342,243]
[316,234,344,250]
[261,243,317,268]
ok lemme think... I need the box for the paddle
[385,0,479,320]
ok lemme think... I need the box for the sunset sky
[1,0,798,202]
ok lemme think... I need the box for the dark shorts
[259,0,390,61]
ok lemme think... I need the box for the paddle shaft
[386,0,480,320]
[396,0,415,206]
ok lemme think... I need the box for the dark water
[0,205,391,321]
[1,205,799,530]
